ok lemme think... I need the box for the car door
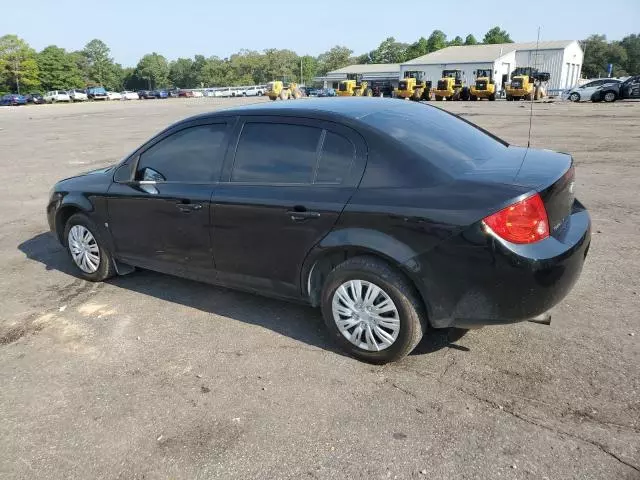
[107,120,232,276]
[212,116,366,298]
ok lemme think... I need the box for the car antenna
[527,26,541,149]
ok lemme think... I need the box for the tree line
[1,29,638,94]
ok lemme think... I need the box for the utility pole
[14,57,21,95]
[300,58,303,86]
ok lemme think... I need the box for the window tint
[136,124,227,182]
[361,103,507,176]
[232,123,321,184]
[316,132,354,184]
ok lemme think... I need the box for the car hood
[55,166,114,191]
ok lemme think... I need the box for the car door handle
[287,210,321,221]
[176,202,203,212]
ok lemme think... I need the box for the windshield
[361,104,508,176]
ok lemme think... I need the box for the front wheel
[603,91,617,103]
[321,256,426,364]
[63,213,116,282]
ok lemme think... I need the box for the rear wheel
[321,256,426,364]
[63,213,116,282]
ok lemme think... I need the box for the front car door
[107,120,232,277]
[212,116,366,298]
[623,76,640,99]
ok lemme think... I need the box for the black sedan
[47,98,591,363]
[25,93,45,104]
[591,75,640,102]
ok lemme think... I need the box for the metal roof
[403,40,578,65]
[327,63,401,75]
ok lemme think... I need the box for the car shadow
[18,232,469,359]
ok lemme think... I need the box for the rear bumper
[507,88,529,97]
[433,90,453,97]
[405,202,591,328]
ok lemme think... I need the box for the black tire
[63,213,116,282]
[603,91,617,103]
[489,93,496,101]
[470,94,477,101]
[321,256,427,364]
[435,95,443,101]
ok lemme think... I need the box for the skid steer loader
[265,80,302,101]
[395,71,432,101]
[470,69,497,101]
[337,74,373,97]
[505,67,551,101]
[432,70,470,101]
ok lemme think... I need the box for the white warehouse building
[400,40,583,94]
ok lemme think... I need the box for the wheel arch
[301,229,433,323]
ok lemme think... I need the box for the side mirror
[141,168,165,182]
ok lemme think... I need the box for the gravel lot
[0,98,638,480]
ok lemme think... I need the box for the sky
[1,0,638,66]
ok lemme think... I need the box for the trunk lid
[462,146,574,237]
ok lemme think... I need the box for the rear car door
[107,120,231,275]
[212,116,366,298]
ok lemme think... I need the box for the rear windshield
[361,104,508,176]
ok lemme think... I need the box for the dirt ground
[0,98,638,480]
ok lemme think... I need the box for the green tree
[464,34,478,45]
[483,27,513,44]
[426,30,447,52]
[405,37,429,60]
[317,46,353,75]
[300,55,318,85]
[620,33,640,75]
[135,53,169,89]
[169,57,194,87]
[449,36,464,47]
[0,34,40,93]
[369,37,408,63]
[82,39,115,87]
[37,45,84,91]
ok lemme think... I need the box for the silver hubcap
[605,92,615,102]
[68,225,100,273]
[331,280,400,351]
[570,93,578,101]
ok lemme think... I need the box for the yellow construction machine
[469,68,497,101]
[337,74,373,97]
[505,67,551,101]
[265,80,302,101]
[432,70,470,101]
[395,71,432,101]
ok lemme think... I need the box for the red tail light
[483,193,549,244]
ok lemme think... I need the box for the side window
[136,124,227,182]
[315,132,355,184]
[231,123,321,184]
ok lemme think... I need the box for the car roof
[185,97,441,124]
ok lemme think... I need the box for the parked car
[44,90,71,103]
[46,98,590,364]
[317,88,337,97]
[0,94,27,106]
[68,89,88,102]
[203,89,216,97]
[153,90,168,99]
[107,91,122,101]
[87,86,108,101]
[121,91,139,100]
[562,78,622,102]
[168,89,181,98]
[591,75,640,102]
[137,90,155,99]
[215,88,232,97]
[178,89,194,98]
[192,90,203,98]
[24,93,45,104]
[303,87,319,97]
[243,86,264,96]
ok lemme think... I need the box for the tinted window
[136,124,227,182]
[316,132,354,184]
[231,123,321,184]
[361,103,507,176]
[585,80,602,87]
